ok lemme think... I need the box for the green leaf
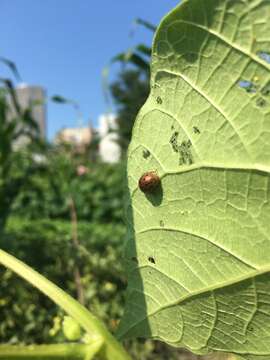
[133,18,156,33]
[0,57,22,81]
[118,0,270,359]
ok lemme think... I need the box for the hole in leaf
[148,257,156,264]
[238,80,257,93]
[257,51,270,64]
[253,75,260,83]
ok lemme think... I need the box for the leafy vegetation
[109,22,154,153]
[0,217,202,359]
[0,218,126,344]
[110,69,150,152]
[13,155,125,223]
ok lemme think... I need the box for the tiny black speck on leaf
[256,97,267,108]
[193,126,200,134]
[143,149,151,159]
[148,257,156,264]
[156,96,163,104]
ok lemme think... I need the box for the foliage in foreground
[120,0,270,359]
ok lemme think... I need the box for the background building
[55,126,93,153]
[98,113,121,163]
[16,84,46,137]
[8,83,46,147]
[55,114,121,163]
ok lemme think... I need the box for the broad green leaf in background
[118,0,270,359]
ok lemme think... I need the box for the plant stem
[0,249,132,360]
[69,196,85,305]
[0,342,102,359]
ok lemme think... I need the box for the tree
[110,69,150,151]
[109,20,156,153]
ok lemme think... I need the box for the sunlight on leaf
[119,1,270,359]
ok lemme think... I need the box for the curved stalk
[0,342,102,360]
[0,249,131,360]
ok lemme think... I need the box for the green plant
[118,0,270,359]
[0,71,45,235]
[13,156,125,223]
[107,20,154,153]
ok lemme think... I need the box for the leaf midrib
[129,163,270,198]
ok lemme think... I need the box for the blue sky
[0,0,179,139]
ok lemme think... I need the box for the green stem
[0,342,102,360]
[0,249,132,360]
